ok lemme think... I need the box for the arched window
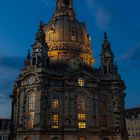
[52,99,59,109]
[27,93,35,128]
[77,95,85,112]
[28,93,35,110]
[51,94,59,109]
[77,95,86,129]
[71,28,77,41]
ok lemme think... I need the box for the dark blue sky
[0,0,140,118]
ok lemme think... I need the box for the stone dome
[44,0,94,67]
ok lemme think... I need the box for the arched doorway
[25,137,32,140]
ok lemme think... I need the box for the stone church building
[10,0,128,140]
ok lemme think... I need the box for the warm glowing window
[78,78,84,87]
[71,36,76,41]
[27,93,35,128]
[78,114,86,121]
[77,95,86,129]
[28,93,35,110]
[78,122,86,128]
[52,114,59,129]
[52,100,59,109]
[27,112,34,128]
[79,137,86,140]
[77,95,85,112]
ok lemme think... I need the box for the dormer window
[71,27,77,41]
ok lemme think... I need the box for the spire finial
[55,0,75,19]
[104,32,107,39]
[36,21,46,43]
[56,0,72,8]
[103,32,110,49]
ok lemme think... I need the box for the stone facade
[126,107,140,140]
[0,119,11,140]
[10,0,128,140]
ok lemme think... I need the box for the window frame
[26,92,36,129]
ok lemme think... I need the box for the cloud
[28,0,54,7]
[119,45,140,62]
[0,91,11,118]
[117,45,140,72]
[84,0,112,30]
[0,56,24,118]
[0,56,24,70]
[39,0,54,6]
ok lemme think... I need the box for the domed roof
[44,0,94,67]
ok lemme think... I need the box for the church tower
[10,0,127,140]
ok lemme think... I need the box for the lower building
[0,118,11,140]
[126,107,140,140]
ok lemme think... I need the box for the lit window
[78,78,84,87]
[78,122,86,128]
[52,100,59,109]
[52,114,59,129]
[27,93,35,128]
[77,95,86,129]
[27,112,34,128]
[71,36,76,41]
[79,137,86,140]
[78,114,86,121]
[71,29,76,41]
[77,95,85,112]
[28,93,35,110]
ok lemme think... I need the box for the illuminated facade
[10,0,127,140]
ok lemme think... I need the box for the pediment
[64,70,100,82]
[64,70,100,89]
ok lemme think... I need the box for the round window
[78,78,84,87]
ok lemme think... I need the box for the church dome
[44,0,94,67]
